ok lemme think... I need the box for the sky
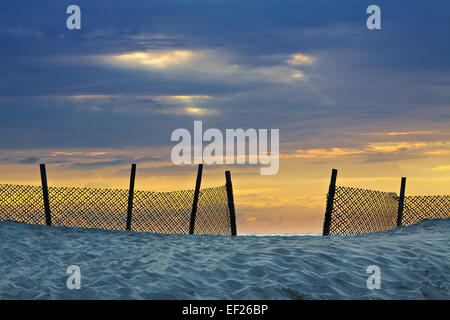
[1,0,449,233]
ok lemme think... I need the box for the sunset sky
[1,1,449,233]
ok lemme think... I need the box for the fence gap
[39,164,52,226]
[189,164,203,234]
[322,168,338,236]
[225,170,237,236]
[126,164,136,231]
[396,177,407,227]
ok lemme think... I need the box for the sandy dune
[0,219,448,299]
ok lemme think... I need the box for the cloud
[103,50,197,69]
[287,147,364,159]
[285,141,450,160]
[0,148,170,169]
[95,48,312,84]
[363,131,436,136]
[70,155,166,169]
[155,106,219,116]
[97,49,235,76]
[286,53,315,65]
[151,95,219,116]
[17,157,40,164]
[256,66,306,83]
[0,27,43,39]
[165,95,212,100]
[50,152,83,156]
[431,165,450,171]
[368,141,450,154]
[70,159,135,169]
[66,95,114,100]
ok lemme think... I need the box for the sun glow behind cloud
[153,106,218,116]
[154,95,218,116]
[97,49,314,84]
[106,50,197,69]
[286,53,316,65]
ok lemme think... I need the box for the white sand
[0,219,448,299]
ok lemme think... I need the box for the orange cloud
[368,142,428,153]
[287,148,364,158]
[363,131,435,136]
[431,165,450,171]
[284,141,450,159]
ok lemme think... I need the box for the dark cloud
[70,156,165,169]
[0,0,449,150]
[17,157,40,164]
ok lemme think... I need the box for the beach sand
[0,219,448,299]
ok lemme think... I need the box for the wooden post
[322,169,338,236]
[126,164,136,231]
[225,170,237,236]
[396,177,407,227]
[189,164,203,234]
[39,164,52,226]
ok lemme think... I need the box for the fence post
[322,169,338,236]
[39,164,52,226]
[396,177,407,227]
[126,164,136,231]
[189,164,203,234]
[225,170,237,236]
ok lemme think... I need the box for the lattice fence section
[48,186,128,230]
[0,184,46,225]
[132,189,194,234]
[402,195,450,226]
[0,183,232,235]
[195,185,231,235]
[329,186,398,235]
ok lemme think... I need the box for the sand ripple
[0,219,448,299]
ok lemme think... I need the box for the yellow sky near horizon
[1,132,449,234]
